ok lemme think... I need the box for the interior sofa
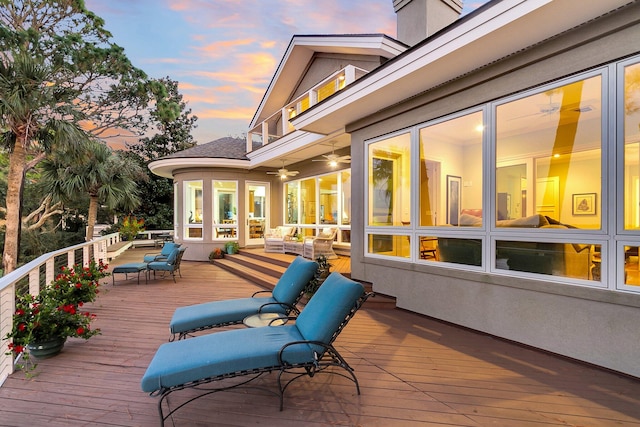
[438,213,592,279]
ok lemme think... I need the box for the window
[300,178,317,226]
[319,174,338,225]
[365,70,611,278]
[213,181,237,239]
[367,133,411,226]
[184,180,203,239]
[496,76,602,229]
[419,111,484,226]
[285,181,299,224]
[316,73,346,102]
[624,61,640,230]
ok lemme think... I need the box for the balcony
[1,244,639,425]
[247,65,368,150]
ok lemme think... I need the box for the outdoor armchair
[147,247,187,283]
[143,242,180,263]
[303,227,338,259]
[169,255,317,340]
[264,225,296,253]
[141,272,373,425]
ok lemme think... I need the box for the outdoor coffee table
[112,262,148,285]
[242,312,289,328]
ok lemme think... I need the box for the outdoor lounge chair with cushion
[143,242,180,263]
[303,227,338,259]
[264,225,296,253]
[147,247,187,283]
[169,256,317,340]
[141,272,372,425]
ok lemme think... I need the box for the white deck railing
[0,232,121,386]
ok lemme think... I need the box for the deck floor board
[0,248,639,426]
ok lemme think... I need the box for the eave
[290,0,633,135]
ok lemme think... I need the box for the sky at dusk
[85,0,490,145]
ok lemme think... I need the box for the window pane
[436,237,482,266]
[184,180,203,239]
[367,234,410,258]
[213,181,237,238]
[496,240,598,280]
[368,133,411,226]
[319,173,338,224]
[496,76,602,229]
[341,170,351,225]
[185,180,203,224]
[285,182,299,224]
[300,178,316,225]
[624,245,639,286]
[419,111,484,226]
[624,62,640,230]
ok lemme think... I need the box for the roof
[149,137,262,178]
[160,137,253,160]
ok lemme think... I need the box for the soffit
[290,0,633,135]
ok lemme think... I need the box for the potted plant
[304,255,332,297]
[209,248,224,262]
[225,241,240,255]
[119,215,145,241]
[3,261,107,375]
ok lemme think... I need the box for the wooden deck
[1,248,640,426]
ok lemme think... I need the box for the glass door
[245,182,269,245]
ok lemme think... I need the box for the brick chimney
[393,0,463,46]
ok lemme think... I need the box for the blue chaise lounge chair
[143,242,180,263]
[147,247,187,283]
[169,255,317,340]
[141,272,372,425]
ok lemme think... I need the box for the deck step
[212,257,279,291]
[217,251,396,310]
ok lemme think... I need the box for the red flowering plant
[3,260,108,373]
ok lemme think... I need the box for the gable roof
[248,34,407,129]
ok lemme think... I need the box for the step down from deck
[214,251,396,309]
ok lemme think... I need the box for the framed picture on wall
[446,175,462,225]
[572,193,597,215]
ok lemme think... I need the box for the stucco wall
[348,4,640,377]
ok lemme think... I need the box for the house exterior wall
[171,168,284,261]
[348,5,640,377]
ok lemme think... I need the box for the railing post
[45,258,55,290]
[68,250,75,268]
[0,283,17,383]
[28,268,40,295]
[261,121,269,145]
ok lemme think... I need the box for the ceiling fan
[266,160,299,179]
[313,143,351,167]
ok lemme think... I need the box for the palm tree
[40,140,147,241]
[0,54,86,273]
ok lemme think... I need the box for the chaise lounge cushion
[169,256,317,335]
[170,297,278,334]
[141,325,313,392]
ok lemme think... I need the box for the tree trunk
[3,141,27,274]
[86,194,99,241]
